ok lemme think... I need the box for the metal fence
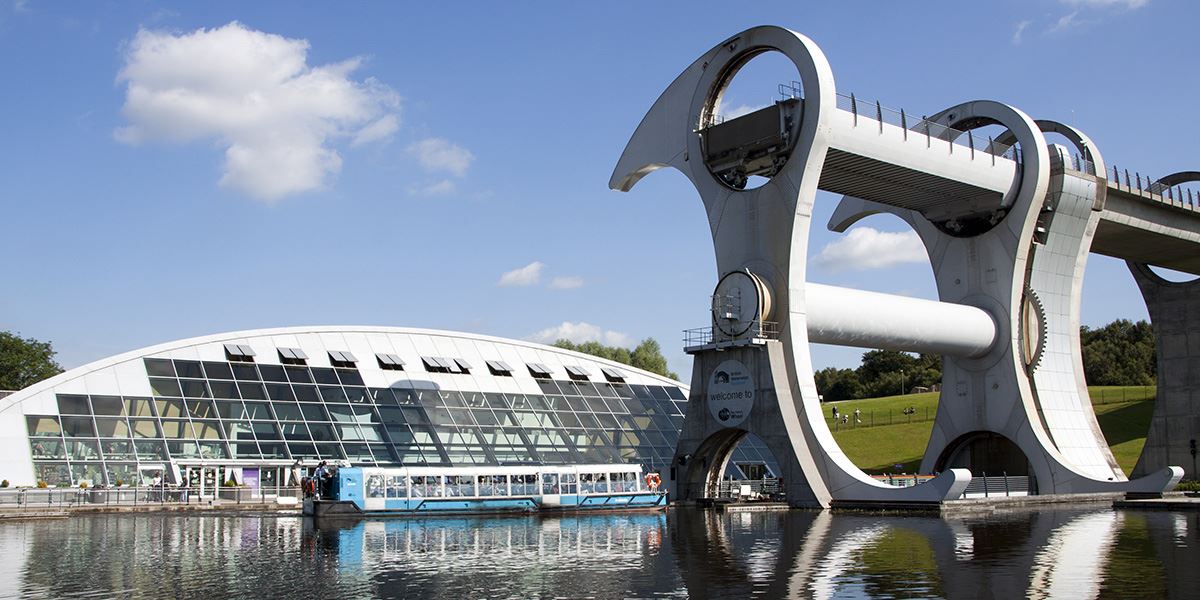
[835,92,1020,163]
[0,485,303,509]
[714,478,783,500]
[961,474,1031,498]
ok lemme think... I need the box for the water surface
[0,507,1194,598]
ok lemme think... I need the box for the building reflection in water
[0,508,1193,598]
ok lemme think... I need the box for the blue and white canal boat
[303,463,667,517]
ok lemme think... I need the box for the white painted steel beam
[805,283,997,358]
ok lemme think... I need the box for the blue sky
[1,1,1195,380]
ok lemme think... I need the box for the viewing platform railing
[0,485,302,509]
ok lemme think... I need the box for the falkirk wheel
[610,26,1185,507]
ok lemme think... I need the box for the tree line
[815,318,1157,402]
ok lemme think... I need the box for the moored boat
[304,463,666,517]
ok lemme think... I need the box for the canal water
[0,507,1194,599]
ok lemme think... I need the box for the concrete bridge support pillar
[1129,262,1200,480]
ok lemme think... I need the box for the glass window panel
[60,416,96,437]
[29,439,66,459]
[259,443,287,458]
[392,389,418,406]
[632,385,654,400]
[385,426,414,444]
[392,446,426,464]
[575,413,600,429]
[342,444,374,462]
[508,395,532,410]
[67,439,100,460]
[483,393,509,409]
[238,382,267,400]
[415,389,441,406]
[90,396,125,416]
[215,400,245,419]
[258,364,287,382]
[359,425,384,442]
[187,400,218,420]
[400,407,428,424]
[439,391,466,408]
[470,409,499,427]
[565,397,588,412]
[319,386,347,403]
[251,422,281,440]
[208,381,239,399]
[149,378,182,397]
[315,443,345,459]
[424,406,454,426]
[155,399,187,418]
[292,385,319,402]
[192,420,223,440]
[243,402,274,420]
[174,360,204,378]
[56,395,91,415]
[326,404,355,423]
[223,421,255,441]
[198,441,227,459]
[648,386,671,400]
[229,442,260,459]
[541,395,565,411]
[300,404,329,422]
[273,403,305,421]
[134,440,168,459]
[603,398,629,414]
[202,361,234,380]
[536,380,562,395]
[105,463,138,486]
[554,412,581,428]
[336,369,365,386]
[494,411,519,427]
[344,387,369,404]
[338,425,365,441]
[70,462,105,485]
[160,420,192,439]
[371,388,396,404]
[288,443,320,460]
[596,383,618,398]
[100,439,135,459]
[26,416,62,437]
[666,386,687,400]
[265,383,295,401]
[169,441,202,458]
[144,358,175,377]
[585,398,610,413]
[377,406,405,424]
[622,397,646,414]
[410,427,438,445]
[311,368,340,385]
[280,422,311,441]
[285,366,313,383]
[308,423,336,442]
[514,412,540,428]
[595,413,619,429]
[94,418,130,438]
[33,462,71,486]
[130,419,161,438]
[232,364,260,381]
[125,397,155,417]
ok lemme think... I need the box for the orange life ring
[645,473,661,490]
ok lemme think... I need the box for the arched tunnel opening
[681,430,785,503]
[936,432,1037,495]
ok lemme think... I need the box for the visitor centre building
[0,327,776,490]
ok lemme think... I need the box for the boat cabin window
[409,475,442,497]
[580,472,609,493]
[478,474,507,496]
[611,471,638,492]
[386,475,406,498]
[446,475,475,497]
[367,474,385,498]
[512,474,537,495]
[559,473,577,494]
[541,473,559,494]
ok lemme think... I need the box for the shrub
[36,480,48,489]
[0,480,8,488]
[1177,479,1200,493]
[114,479,124,487]
[78,481,88,489]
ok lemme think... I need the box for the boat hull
[304,492,667,518]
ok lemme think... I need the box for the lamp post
[899,369,905,397]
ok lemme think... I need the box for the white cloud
[497,261,544,287]
[115,21,400,201]
[1049,11,1082,32]
[529,321,631,347]
[407,137,474,177]
[408,179,456,196]
[1012,20,1032,44]
[549,276,584,290]
[13,0,30,13]
[813,227,927,272]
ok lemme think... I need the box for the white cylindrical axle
[805,282,997,358]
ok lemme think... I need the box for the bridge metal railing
[835,92,1020,164]
[683,321,780,348]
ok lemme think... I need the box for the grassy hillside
[827,386,1156,475]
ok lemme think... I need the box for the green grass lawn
[827,386,1156,475]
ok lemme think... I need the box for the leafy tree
[0,331,63,390]
[1080,319,1156,386]
[554,337,679,381]
[814,367,863,401]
